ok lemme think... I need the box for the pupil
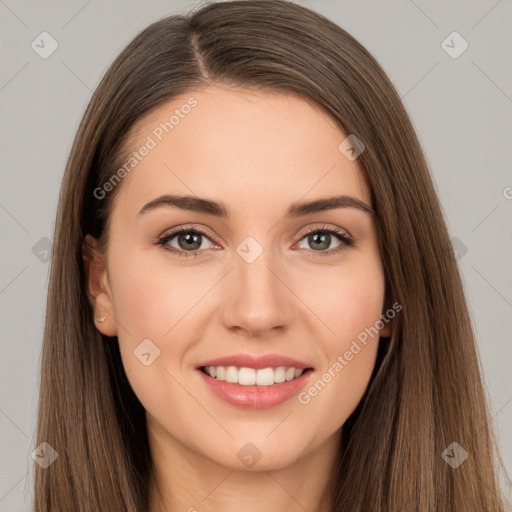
[310,233,329,250]
[179,232,200,250]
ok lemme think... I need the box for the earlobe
[82,234,118,337]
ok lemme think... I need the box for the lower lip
[197,368,314,409]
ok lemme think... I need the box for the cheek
[108,246,208,340]
[106,244,232,408]
[294,258,385,427]
[108,250,203,420]
[297,254,386,342]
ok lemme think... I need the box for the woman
[34,1,510,510]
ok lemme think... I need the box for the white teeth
[274,366,286,383]
[285,367,296,381]
[238,367,256,385]
[203,365,307,385]
[256,367,274,386]
[216,366,226,380]
[225,366,238,383]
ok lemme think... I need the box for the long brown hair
[34,1,510,510]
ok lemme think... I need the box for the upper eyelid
[299,224,351,238]
[160,225,220,244]
[159,223,352,238]
[159,224,352,250]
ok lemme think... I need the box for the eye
[156,224,353,258]
[295,225,353,257]
[157,226,217,258]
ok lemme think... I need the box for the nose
[220,245,294,338]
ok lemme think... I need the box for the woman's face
[86,85,390,471]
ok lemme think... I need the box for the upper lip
[196,353,313,370]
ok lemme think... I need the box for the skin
[83,85,391,512]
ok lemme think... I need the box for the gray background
[1,0,511,510]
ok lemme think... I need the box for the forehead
[111,85,370,219]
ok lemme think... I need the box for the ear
[82,234,118,337]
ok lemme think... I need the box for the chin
[201,436,309,472]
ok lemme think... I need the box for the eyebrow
[137,194,374,218]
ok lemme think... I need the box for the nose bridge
[238,244,278,297]
[222,233,292,334]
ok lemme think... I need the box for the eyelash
[156,225,354,258]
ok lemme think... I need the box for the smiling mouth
[199,365,314,386]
